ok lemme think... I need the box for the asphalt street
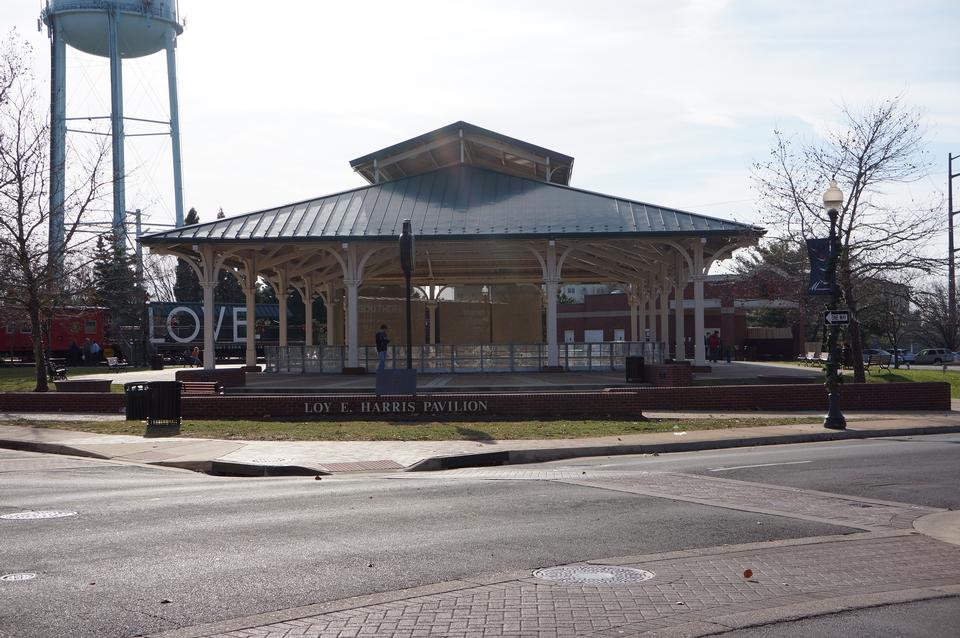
[562,433,960,509]
[1,434,958,637]
[717,596,960,637]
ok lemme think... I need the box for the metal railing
[265,342,663,374]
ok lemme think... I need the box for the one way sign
[823,310,849,326]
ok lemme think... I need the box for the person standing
[82,338,91,365]
[90,339,102,363]
[375,324,390,371]
[708,331,719,363]
[190,345,201,367]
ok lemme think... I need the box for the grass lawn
[11,416,826,441]
[0,366,142,392]
[865,368,960,398]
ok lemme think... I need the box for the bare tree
[915,282,958,351]
[753,97,940,382]
[0,34,108,390]
[857,275,917,368]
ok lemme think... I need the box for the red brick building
[558,268,802,360]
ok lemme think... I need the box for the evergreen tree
[92,233,145,331]
[173,208,203,302]
[213,208,246,303]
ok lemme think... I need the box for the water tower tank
[48,0,182,58]
[42,0,186,266]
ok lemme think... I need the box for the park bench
[181,381,224,396]
[797,351,815,365]
[47,360,68,381]
[105,356,128,372]
[864,354,892,374]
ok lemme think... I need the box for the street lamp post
[399,219,414,370]
[823,180,847,430]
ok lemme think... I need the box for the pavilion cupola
[349,121,574,186]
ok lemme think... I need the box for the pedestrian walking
[190,345,201,367]
[375,324,389,371]
[90,340,102,363]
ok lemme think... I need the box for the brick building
[558,267,802,360]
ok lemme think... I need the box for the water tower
[41,0,186,260]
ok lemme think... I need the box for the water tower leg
[48,18,66,270]
[165,28,185,228]
[107,7,126,251]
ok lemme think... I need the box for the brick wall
[179,382,948,420]
[0,382,948,420]
[642,364,694,386]
[175,368,246,387]
[0,392,125,413]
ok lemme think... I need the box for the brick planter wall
[0,382,948,420]
[643,364,694,387]
[175,368,246,387]
[54,380,113,393]
[0,392,125,413]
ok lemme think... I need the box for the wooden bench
[181,381,224,396]
[47,361,68,381]
[864,354,892,374]
[105,356,128,372]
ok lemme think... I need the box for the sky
[3,0,959,246]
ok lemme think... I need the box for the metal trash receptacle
[625,356,645,382]
[150,353,164,370]
[124,382,149,421]
[146,381,182,436]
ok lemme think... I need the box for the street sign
[823,310,849,326]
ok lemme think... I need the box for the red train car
[0,307,111,359]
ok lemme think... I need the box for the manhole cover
[1,573,36,582]
[0,510,77,520]
[247,458,289,465]
[533,565,655,585]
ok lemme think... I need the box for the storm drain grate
[1,510,77,520]
[1,573,36,582]
[533,565,655,585]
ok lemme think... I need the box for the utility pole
[949,153,959,347]
[134,208,143,282]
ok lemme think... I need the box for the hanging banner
[806,238,834,296]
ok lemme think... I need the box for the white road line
[708,460,812,472]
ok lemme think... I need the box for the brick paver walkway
[151,470,960,638]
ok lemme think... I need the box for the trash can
[124,382,149,421]
[145,381,182,436]
[625,356,645,383]
[150,353,164,370]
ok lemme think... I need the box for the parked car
[861,348,891,364]
[892,349,915,364]
[913,348,954,365]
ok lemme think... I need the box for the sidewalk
[2,410,959,476]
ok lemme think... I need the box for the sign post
[376,219,417,396]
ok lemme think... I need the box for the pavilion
[140,121,764,372]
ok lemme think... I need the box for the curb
[0,438,112,460]
[0,439,327,477]
[4,424,960,477]
[405,424,960,471]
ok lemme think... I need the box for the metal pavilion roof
[140,164,762,246]
[349,121,575,186]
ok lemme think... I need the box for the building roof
[140,164,762,245]
[349,121,575,186]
